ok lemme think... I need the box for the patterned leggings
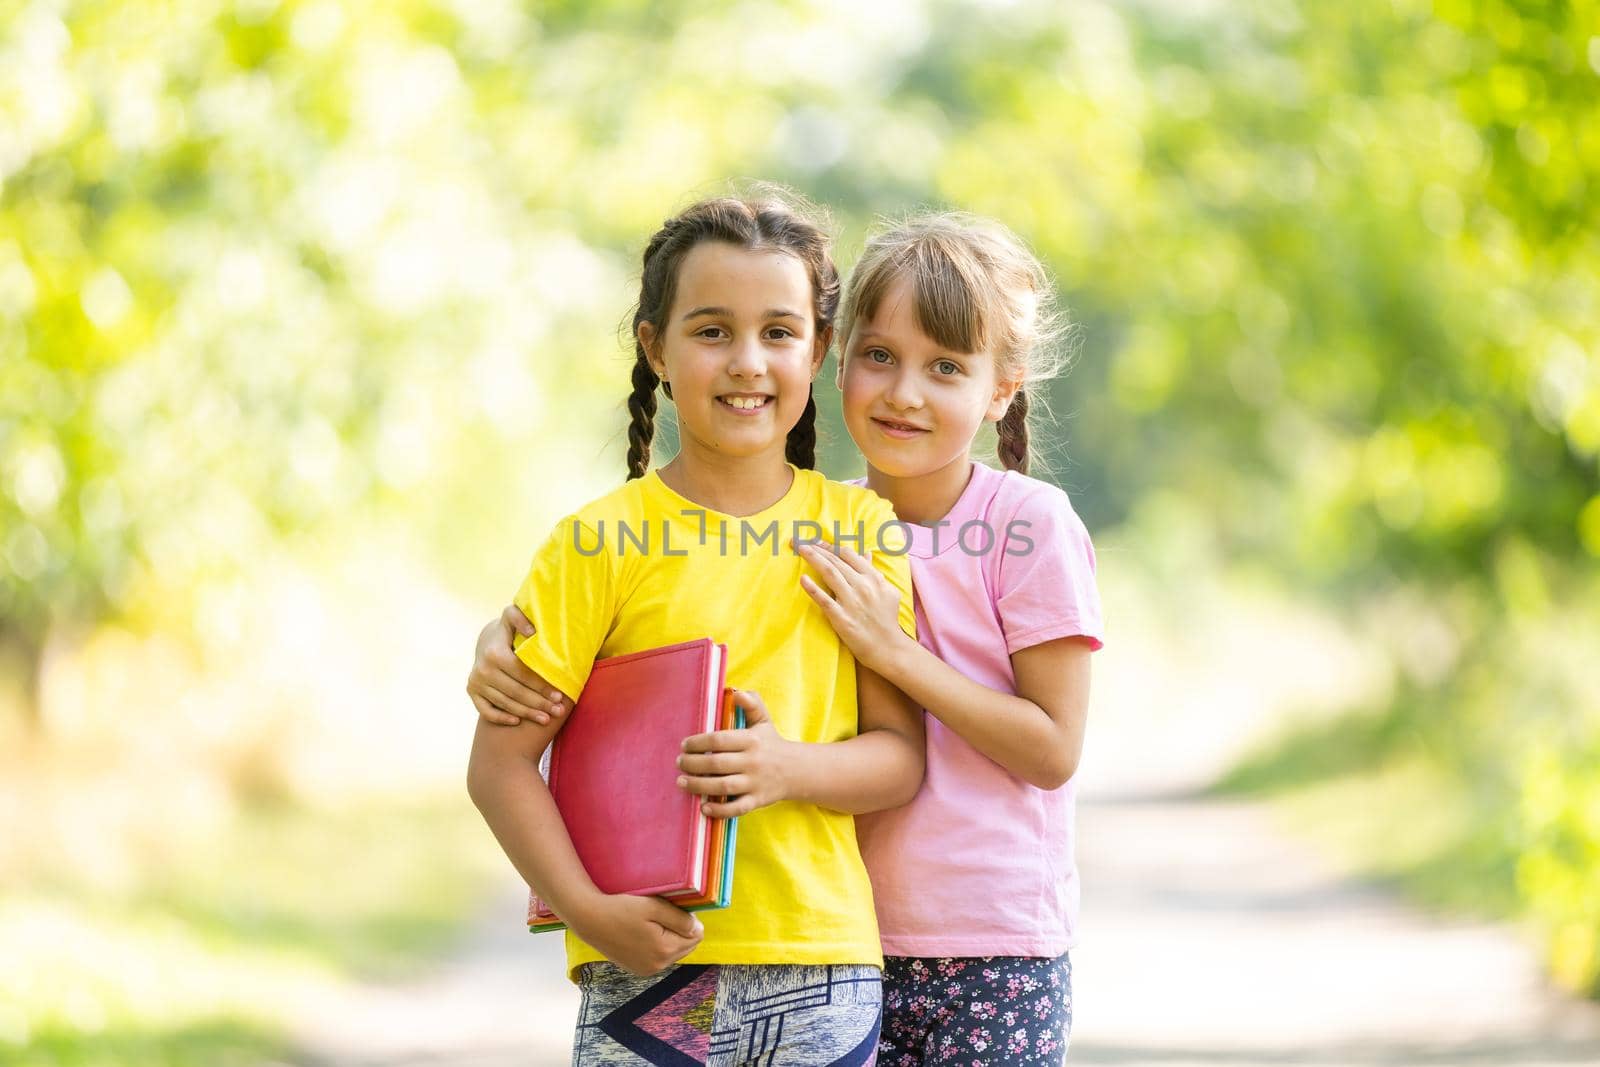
[573,961,883,1066]
[877,954,1072,1065]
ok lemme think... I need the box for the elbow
[1025,752,1079,792]
[466,752,497,813]
[889,768,923,808]
[1028,770,1071,792]
[856,740,923,813]
[889,748,926,808]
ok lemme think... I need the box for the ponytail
[996,386,1030,475]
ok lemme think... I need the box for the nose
[884,367,923,411]
[727,334,767,379]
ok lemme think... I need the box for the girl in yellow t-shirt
[466,192,923,1066]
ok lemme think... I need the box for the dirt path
[1067,793,1600,1066]
[293,880,578,1067]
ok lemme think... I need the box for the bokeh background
[3,0,1598,1064]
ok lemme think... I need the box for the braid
[785,386,818,470]
[625,349,659,480]
[996,386,1030,475]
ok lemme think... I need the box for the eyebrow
[681,306,806,322]
[856,331,965,358]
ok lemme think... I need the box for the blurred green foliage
[2,0,1597,1040]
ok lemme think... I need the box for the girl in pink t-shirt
[797,214,1102,1064]
[469,213,1100,1064]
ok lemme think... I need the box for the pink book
[526,638,728,926]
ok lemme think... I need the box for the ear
[987,377,1022,422]
[811,324,833,380]
[833,331,848,390]
[637,321,667,382]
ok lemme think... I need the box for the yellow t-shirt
[511,465,915,980]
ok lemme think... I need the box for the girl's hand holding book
[676,690,794,818]
[569,892,704,978]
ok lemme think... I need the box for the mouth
[871,416,930,439]
[718,394,774,414]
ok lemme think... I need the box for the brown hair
[838,213,1067,475]
[626,192,839,480]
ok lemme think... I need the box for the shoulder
[564,477,651,529]
[529,478,651,569]
[987,469,1093,563]
[812,470,898,525]
[991,468,1082,528]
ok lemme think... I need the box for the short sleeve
[510,516,618,702]
[860,492,917,641]
[995,487,1104,655]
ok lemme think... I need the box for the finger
[659,932,703,972]
[815,551,869,606]
[502,603,536,637]
[677,751,744,776]
[492,675,569,718]
[730,689,771,726]
[700,795,757,819]
[834,542,875,575]
[799,551,853,598]
[469,692,522,727]
[681,729,754,754]
[800,575,844,615]
[800,537,851,572]
[648,900,704,940]
[492,648,564,697]
[667,938,701,968]
[482,683,556,725]
[677,773,750,797]
[483,679,557,717]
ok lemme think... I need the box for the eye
[934,359,962,376]
[765,326,796,341]
[695,326,727,340]
[866,348,893,364]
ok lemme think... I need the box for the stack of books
[527,638,741,932]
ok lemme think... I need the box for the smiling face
[638,241,826,465]
[839,273,1018,479]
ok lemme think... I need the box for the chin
[858,451,932,480]
[707,433,787,458]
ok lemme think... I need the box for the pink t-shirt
[854,461,1103,958]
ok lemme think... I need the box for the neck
[864,453,975,526]
[658,441,795,517]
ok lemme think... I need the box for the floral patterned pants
[877,953,1072,1065]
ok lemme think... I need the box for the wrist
[551,885,610,934]
[770,733,813,807]
[772,734,799,805]
[873,631,920,685]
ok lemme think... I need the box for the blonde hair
[838,213,1068,474]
